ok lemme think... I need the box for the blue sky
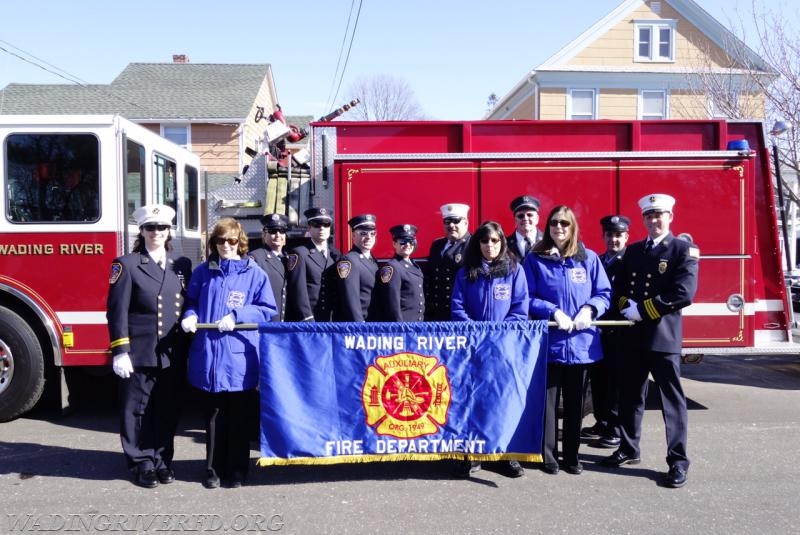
[0,0,792,120]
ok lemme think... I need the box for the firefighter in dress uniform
[250,213,289,322]
[506,195,544,263]
[601,194,699,489]
[336,214,379,321]
[285,207,342,321]
[375,224,425,321]
[582,215,630,449]
[106,204,191,489]
[424,203,471,321]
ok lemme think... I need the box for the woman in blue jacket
[524,205,610,476]
[180,217,277,489]
[451,221,529,478]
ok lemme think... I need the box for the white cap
[133,204,176,226]
[440,203,470,219]
[638,193,675,214]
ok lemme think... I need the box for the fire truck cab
[0,115,202,421]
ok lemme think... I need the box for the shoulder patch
[688,247,700,259]
[380,265,394,283]
[337,260,352,279]
[109,262,123,284]
[287,253,299,272]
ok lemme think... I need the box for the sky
[0,0,793,121]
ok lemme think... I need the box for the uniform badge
[455,254,462,263]
[177,272,186,290]
[570,268,587,283]
[363,354,451,439]
[109,262,123,284]
[287,253,299,272]
[380,265,394,283]
[337,260,352,279]
[494,283,511,301]
[658,260,668,274]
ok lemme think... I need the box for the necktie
[524,237,533,255]
[645,240,653,253]
[441,241,453,256]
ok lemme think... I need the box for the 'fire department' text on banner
[256,320,548,466]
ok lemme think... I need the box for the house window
[568,89,596,120]
[162,125,189,148]
[635,21,675,62]
[640,90,667,119]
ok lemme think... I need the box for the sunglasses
[213,237,240,246]
[357,230,377,237]
[549,219,571,228]
[515,212,537,219]
[397,238,416,246]
[443,217,464,225]
[263,228,286,235]
[480,237,501,244]
[309,221,332,228]
[143,224,170,232]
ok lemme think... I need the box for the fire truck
[0,115,202,421]
[213,116,798,358]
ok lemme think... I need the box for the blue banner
[256,321,548,466]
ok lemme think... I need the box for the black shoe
[156,468,175,484]
[664,465,688,488]
[507,460,525,478]
[458,460,481,477]
[591,436,621,449]
[600,450,641,467]
[202,469,220,489]
[580,423,604,439]
[563,462,584,475]
[226,471,246,488]
[540,462,560,475]
[135,469,159,489]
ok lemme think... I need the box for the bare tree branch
[341,75,426,121]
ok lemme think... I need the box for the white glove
[181,315,198,333]
[112,353,133,379]
[622,302,643,322]
[553,309,574,332]
[573,307,593,330]
[217,313,236,332]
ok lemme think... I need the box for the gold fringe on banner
[257,452,542,467]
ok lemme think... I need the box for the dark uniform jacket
[507,229,544,264]
[424,233,470,321]
[285,240,342,321]
[336,248,379,322]
[106,251,191,368]
[599,247,626,323]
[250,247,287,322]
[612,234,699,353]
[375,255,425,321]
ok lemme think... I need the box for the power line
[327,0,363,113]
[325,0,358,112]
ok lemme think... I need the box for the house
[0,56,282,192]
[487,0,776,121]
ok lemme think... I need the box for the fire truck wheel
[0,306,45,422]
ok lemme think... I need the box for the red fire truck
[0,115,202,421]
[214,117,797,357]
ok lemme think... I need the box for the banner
[256,320,548,466]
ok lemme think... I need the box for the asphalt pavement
[2,353,799,534]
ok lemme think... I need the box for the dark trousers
[588,331,623,436]
[118,366,182,473]
[618,350,689,470]
[543,363,588,466]
[200,389,255,477]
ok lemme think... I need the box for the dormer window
[635,20,676,62]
